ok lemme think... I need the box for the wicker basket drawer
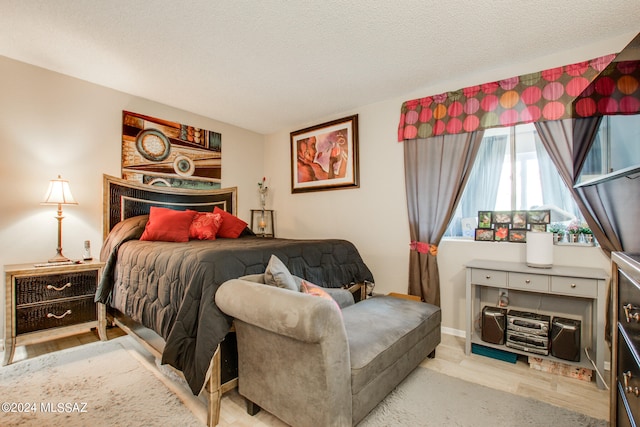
[15,270,98,305]
[16,297,96,334]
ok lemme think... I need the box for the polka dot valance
[398,54,622,142]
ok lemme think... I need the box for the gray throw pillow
[264,255,299,291]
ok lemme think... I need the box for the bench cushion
[342,296,441,395]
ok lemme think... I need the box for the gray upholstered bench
[216,278,441,426]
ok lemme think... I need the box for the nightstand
[3,260,105,365]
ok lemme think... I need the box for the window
[577,114,640,185]
[446,123,583,237]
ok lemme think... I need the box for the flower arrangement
[579,223,592,234]
[258,176,267,190]
[567,220,581,234]
[257,177,268,209]
[548,223,565,234]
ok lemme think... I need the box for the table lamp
[41,175,78,262]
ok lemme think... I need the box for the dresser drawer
[16,297,96,334]
[508,272,548,292]
[15,270,98,305]
[619,269,640,335]
[550,276,598,298]
[617,328,640,424]
[471,269,507,287]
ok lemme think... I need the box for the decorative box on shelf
[3,260,105,365]
[250,209,275,238]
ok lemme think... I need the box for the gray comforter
[96,215,374,394]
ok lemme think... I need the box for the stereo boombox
[481,307,580,360]
[506,310,550,336]
[505,310,551,355]
[505,330,549,355]
[482,306,580,362]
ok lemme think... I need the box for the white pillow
[264,255,299,291]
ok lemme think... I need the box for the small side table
[250,209,275,237]
[3,260,105,365]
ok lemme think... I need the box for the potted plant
[548,223,566,243]
[567,220,580,243]
[580,223,594,244]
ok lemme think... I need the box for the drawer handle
[485,275,491,279]
[623,304,640,323]
[46,310,72,320]
[570,283,576,288]
[46,282,72,292]
[623,371,640,397]
[525,279,531,284]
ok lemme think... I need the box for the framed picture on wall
[290,115,359,193]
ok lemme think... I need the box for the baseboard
[442,326,465,338]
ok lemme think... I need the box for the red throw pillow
[139,207,197,242]
[189,212,222,240]
[213,207,248,238]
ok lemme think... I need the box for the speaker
[550,317,581,362]
[482,306,507,345]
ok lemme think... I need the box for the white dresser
[465,259,609,389]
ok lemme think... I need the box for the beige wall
[0,30,634,349]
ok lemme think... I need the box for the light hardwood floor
[1,330,609,426]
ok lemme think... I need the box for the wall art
[121,111,222,189]
[290,115,359,193]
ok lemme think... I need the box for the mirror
[573,33,640,187]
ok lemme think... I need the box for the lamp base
[48,252,70,263]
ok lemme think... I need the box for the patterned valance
[397,54,616,142]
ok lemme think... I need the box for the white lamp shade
[41,175,78,205]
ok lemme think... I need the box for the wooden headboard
[103,174,237,239]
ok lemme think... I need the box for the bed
[96,174,374,426]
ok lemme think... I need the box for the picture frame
[512,211,527,229]
[475,228,494,241]
[494,225,509,241]
[493,211,512,224]
[290,115,359,193]
[531,224,547,233]
[527,210,551,224]
[508,229,527,242]
[478,211,492,228]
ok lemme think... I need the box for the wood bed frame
[98,174,239,427]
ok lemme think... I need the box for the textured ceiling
[1,1,639,134]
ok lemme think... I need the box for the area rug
[358,367,606,427]
[0,337,202,427]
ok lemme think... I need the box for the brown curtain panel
[534,119,622,256]
[404,131,484,305]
